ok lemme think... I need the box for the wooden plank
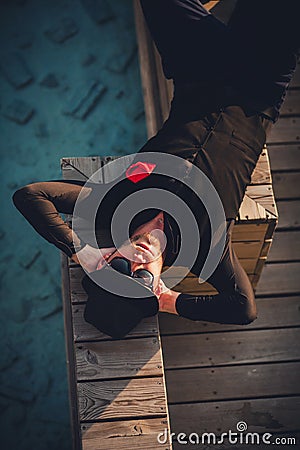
[279,89,300,116]
[159,296,300,335]
[272,172,300,199]
[61,253,81,450]
[133,0,168,137]
[277,200,300,229]
[267,117,300,144]
[245,184,277,217]
[165,361,300,403]
[255,262,300,296]
[268,143,300,171]
[169,397,300,436]
[61,156,102,181]
[232,223,268,241]
[238,195,276,221]
[70,266,88,303]
[250,147,271,184]
[81,418,169,450]
[78,377,166,421]
[267,230,300,262]
[73,304,158,342]
[161,328,300,369]
[76,338,163,380]
[233,241,263,259]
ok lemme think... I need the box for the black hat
[82,266,159,339]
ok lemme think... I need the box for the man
[13,0,300,338]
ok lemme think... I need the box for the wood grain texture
[76,338,163,380]
[165,361,300,403]
[255,262,300,295]
[169,396,300,435]
[81,418,170,450]
[267,117,300,144]
[245,185,277,217]
[267,230,300,262]
[72,304,158,342]
[78,377,166,421]
[279,89,300,116]
[268,143,300,171]
[272,172,300,200]
[250,148,271,184]
[159,296,300,335]
[276,200,300,229]
[161,328,300,369]
[61,156,102,181]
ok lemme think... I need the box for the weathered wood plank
[133,0,169,137]
[159,296,300,335]
[267,230,300,262]
[255,262,300,295]
[61,254,82,450]
[245,184,277,217]
[169,396,300,436]
[279,89,300,116]
[232,223,269,241]
[268,143,300,172]
[165,361,300,404]
[267,117,300,144]
[73,304,158,341]
[81,418,169,450]
[276,200,300,229]
[233,241,264,260]
[161,328,300,369]
[272,172,300,200]
[78,377,166,421]
[61,156,102,181]
[250,148,271,184]
[76,338,163,380]
[238,195,274,221]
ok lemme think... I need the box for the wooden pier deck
[59,2,299,448]
[61,158,172,450]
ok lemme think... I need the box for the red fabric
[126,161,156,183]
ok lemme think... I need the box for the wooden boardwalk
[61,158,172,450]
[60,2,299,449]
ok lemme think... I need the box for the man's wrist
[159,289,180,315]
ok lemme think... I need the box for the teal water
[0,1,147,448]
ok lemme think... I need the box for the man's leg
[175,219,257,325]
[140,0,228,81]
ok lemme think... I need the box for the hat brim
[82,266,159,339]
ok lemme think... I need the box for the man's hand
[158,285,180,315]
[71,245,116,273]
